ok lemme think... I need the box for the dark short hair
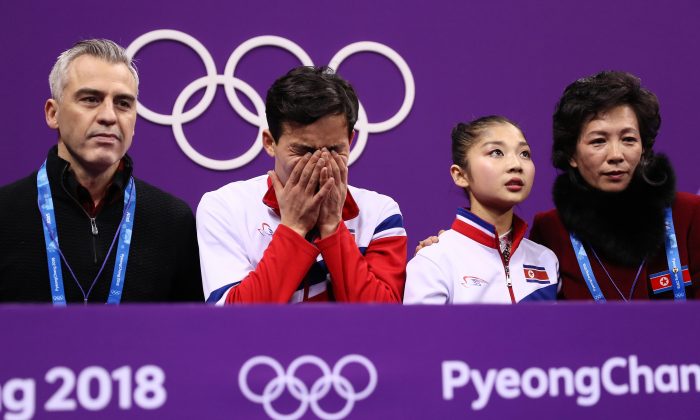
[452,115,522,168]
[265,66,359,142]
[552,71,661,175]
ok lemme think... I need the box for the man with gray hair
[0,39,203,303]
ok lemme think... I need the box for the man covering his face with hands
[197,66,407,304]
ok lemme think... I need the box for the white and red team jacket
[196,175,407,304]
[404,208,559,304]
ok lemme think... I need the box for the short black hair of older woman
[265,65,359,142]
[551,71,661,183]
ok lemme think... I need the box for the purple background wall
[1,0,699,247]
[2,303,700,419]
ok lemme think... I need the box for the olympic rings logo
[126,30,415,170]
[238,354,378,420]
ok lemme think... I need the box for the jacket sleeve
[529,213,549,248]
[196,191,318,304]
[682,194,700,286]
[404,252,449,304]
[225,225,319,303]
[530,213,564,265]
[530,213,578,299]
[172,207,205,302]
[315,211,407,303]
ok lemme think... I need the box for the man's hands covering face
[318,149,348,238]
[270,150,333,238]
[270,148,349,239]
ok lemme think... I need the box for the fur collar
[553,154,676,265]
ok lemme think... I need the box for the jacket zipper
[61,167,100,264]
[90,218,99,264]
[499,241,516,304]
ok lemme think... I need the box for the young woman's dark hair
[451,115,521,168]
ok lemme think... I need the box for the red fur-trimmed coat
[530,156,700,300]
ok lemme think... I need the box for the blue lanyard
[663,207,685,300]
[569,234,606,302]
[569,207,685,301]
[37,161,136,305]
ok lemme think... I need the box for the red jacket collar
[451,208,528,252]
[262,175,360,220]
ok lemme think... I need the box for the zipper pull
[90,218,98,235]
[503,247,512,287]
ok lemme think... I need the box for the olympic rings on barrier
[126,30,414,170]
[238,354,378,420]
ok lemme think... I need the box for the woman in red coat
[530,71,700,301]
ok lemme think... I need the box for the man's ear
[349,130,355,147]
[45,99,59,129]
[450,164,469,189]
[262,129,276,157]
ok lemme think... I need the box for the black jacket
[0,147,203,303]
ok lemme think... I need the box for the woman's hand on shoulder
[414,230,445,255]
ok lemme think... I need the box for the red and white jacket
[404,208,559,304]
[197,174,407,304]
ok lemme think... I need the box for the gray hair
[49,39,139,100]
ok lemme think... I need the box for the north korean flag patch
[523,264,550,284]
[649,266,692,294]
